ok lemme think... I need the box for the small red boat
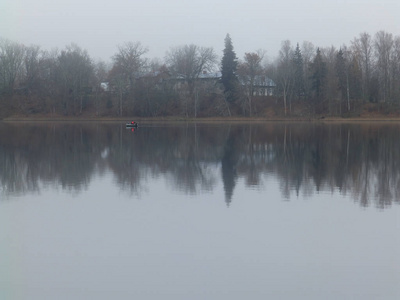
[126,121,138,128]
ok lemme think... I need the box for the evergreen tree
[310,48,327,105]
[335,48,347,110]
[220,34,238,104]
[292,43,305,100]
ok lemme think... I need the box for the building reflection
[1,122,400,208]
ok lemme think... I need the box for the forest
[1,30,400,119]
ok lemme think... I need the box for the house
[239,75,276,96]
[100,82,110,92]
[198,72,276,96]
[136,69,171,91]
[119,69,276,97]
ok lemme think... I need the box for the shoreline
[3,115,400,123]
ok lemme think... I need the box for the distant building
[100,82,110,92]
[198,71,222,80]
[170,71,276,96]
[239,75,276,96]
[102,70,276,96]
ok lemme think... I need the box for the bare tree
[57,44,93,114]
[321,46,339,114]
[276,40,294,115]
[37,48,60,113]
[374,31,393,103]
[166,44,217,117]
[351,32,373,102]
[108,64,127,116]
[23,45,41,89]
[111,42,148,115]
[392,36,400,103]
[93,60,110,116]
[0,38,25,93]
[237,50,264,116]
[112,42,148,91]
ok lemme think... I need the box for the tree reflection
[1,122,400,208]
[221,130,238,206]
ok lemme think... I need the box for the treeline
[1,30,400,118]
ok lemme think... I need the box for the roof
[239,75,276,87]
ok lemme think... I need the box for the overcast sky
[1,0,399,63]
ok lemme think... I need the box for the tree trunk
[283,89,287,116]
[224,98,231,116]
[346,73,350,111]
[119,90,123,116]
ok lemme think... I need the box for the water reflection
[1,122,399,208]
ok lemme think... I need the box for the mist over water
[1,122,399,299]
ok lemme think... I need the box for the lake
[0,121,399,300]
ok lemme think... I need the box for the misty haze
[1,1,400,299]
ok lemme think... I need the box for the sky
[1,0,399,63]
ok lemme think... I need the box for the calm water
[0,121,399,300]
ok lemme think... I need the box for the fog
[2,0,399,61]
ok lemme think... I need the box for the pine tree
[310,48,327,102]
[220,34,238,104]
[335,49,350,114]
[335,48,347,106]
[292,43,305,100]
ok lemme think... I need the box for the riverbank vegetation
[1,31,400,120]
